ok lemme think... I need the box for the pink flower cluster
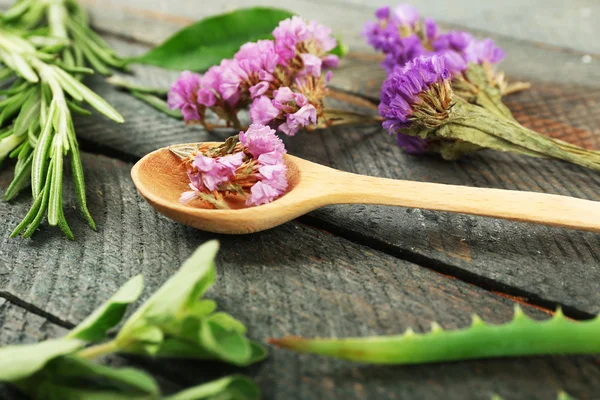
[168,17,339,136]
[180,124,288,208]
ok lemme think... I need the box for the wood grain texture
[10,0,594,55]
[64,36,600,316]
[2,154,600,399]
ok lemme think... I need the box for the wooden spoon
[131,144,600,234]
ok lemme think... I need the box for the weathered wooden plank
[20,0,595,55]
[61,35,600,315]
[1,153,599,399]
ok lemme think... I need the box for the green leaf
[130,91,183,120]
[68,275,144,342]
[0,339,84,382]
[68,130,96,230]
[129,7,294,71]
[330,39,349,58]
[52,66,124,123]
[48,357,159,395]
[13,89,41,137]
[19,356,159,400]
[47,144,64,226]
[206,312,247,334]
[198,320,252,366]
[163,375,260,400]
[118,241,219,338]
[5,151,33,201]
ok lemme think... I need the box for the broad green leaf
[199,320,252,366]
[118,324,164,356]
[0,339,84,382]
[118,241,219,338]
[47,357,159,395]
[154,337,213,359]
[163,375,260,400]
[129,7,294,71]
[19,357,159,400]
[68,275,144,342]
[207,313,246,335]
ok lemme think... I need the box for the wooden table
[1,1,599,399]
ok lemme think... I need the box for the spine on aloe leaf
[269,306,600,364]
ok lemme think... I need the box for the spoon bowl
[132,143,600,234]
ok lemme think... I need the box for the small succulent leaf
[46,356,160,395]
[68,275,144,342]
[0,339,84,382]
[129,7,294,71]
[162,375,260,400]
[118,324,164,356]
[154,338,213,359]
[199,320,252,366]
[119,241,219,336]
[206,312,247,335]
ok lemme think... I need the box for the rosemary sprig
[1,0,126,239]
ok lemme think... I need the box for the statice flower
[220,40,280,102]
[379,55,452,154]
[168,71,202,123]
[169,17,339,135]
[363,4,505,76]
[250,86,318,136]
[362,4,426,73]
[378,55,600,171]
[177,124,288,208]
[379,55,451,131]
[273,16,338,68]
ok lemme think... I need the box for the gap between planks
[296,216,595,321]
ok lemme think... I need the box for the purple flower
[424,18,438,41]
[220,40,279,102]
[246,181,281,206]
[300,53,322,77]
[273,16,337,63]
[239,123,286,158]
[250,96,281,125]
[192,152,244,191]
[258,162,288,192]
[273,87,307,108]
[375,6,390,19]
[468,38,505,64]
[168,71,201,122]
[363,7,506,74]
[279,104,317,136]
[379,55,450,132]
[396,133,429,154]
[390,4,420,28]
[439,50,468,75]
[381,35,426,73]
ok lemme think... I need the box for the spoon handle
[325,171,600,232]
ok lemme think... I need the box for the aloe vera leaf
[270,306,600,364]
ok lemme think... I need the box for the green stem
[270,307,600,364]
[447,101,600,171]
[76,340,120,360]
